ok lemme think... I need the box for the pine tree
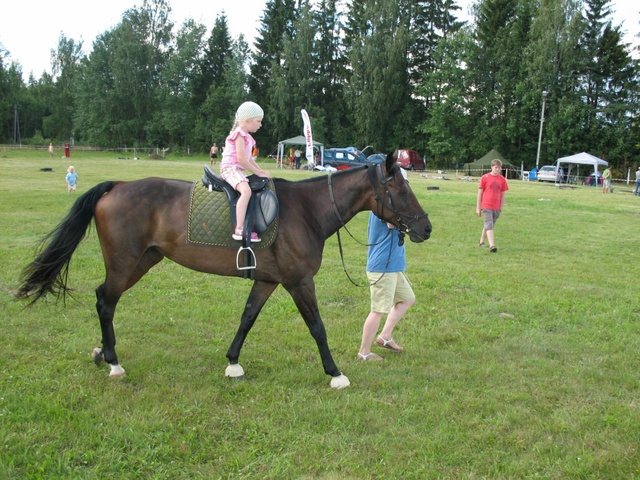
[313,0,347,145]
[467,0,533,159]
[42,35,84,141]
[577,0,637,162]
[344,0,411,150]
[268,1,318,145]
[249,0,297,103]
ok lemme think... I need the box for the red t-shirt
[479,173,509,210]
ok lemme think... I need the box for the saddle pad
[187,182,278,249]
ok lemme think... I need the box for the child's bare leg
[235,182,251,230]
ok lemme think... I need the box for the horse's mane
[272,165,370,187]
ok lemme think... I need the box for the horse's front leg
[225,280,278,379]
[286,280,350,389]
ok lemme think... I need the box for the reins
[328,172,373,247]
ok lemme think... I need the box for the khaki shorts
[367,272,415,314]
[482,209,501,231]
[220,166,248,190]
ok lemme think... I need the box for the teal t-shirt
[66,172,77,186]
[366,212,406,273]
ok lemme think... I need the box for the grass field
[1,148,639,479]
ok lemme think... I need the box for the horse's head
[369,151,432,242]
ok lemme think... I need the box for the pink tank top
[220,127,256,168]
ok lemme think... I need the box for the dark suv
[322,147,370,169]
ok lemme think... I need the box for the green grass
[1,148,639,478]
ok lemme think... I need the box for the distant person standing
[634,166,640,196]
[294,147,302,169]
[210,143,219,166]
[65,166,78,193]
[476,159,509,253]
[602,166,613,194]
[48,142,54,159]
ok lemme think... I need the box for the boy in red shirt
[476,159,509,253]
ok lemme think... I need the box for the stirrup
[236,246,256,271]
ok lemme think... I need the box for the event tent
[463,149,517,177]
[276,135,324,168]
[556,152,608,180]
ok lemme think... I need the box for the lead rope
[328,171,398,288]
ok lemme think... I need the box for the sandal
[357,352,383,361]
[375,335,404,352]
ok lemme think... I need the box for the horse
[16,152,432,389]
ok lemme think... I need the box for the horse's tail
[16,181,118,303]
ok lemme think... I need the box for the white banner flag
[301,109,314,165]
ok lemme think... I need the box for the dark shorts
[482,209,501,230]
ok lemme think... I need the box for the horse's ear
[385,150,399,175]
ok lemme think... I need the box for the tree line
[0,0,638,169]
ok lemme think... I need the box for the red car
[396,149,425,170]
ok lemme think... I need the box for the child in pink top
[220,101,271,242]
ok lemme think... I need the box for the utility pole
[535,91,548,170]
[13,105,21,145]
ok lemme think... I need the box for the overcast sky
[1,0,638,81]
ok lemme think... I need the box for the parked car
[395,149,425,170]
[585,171,603,186]
[367,153,386,164]
[323,147,370,169]
[537,165,564,182]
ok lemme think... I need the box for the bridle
[368,164,429,236]
[328,164,428,241]
[327,164,429,287]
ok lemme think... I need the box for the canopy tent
[463,149,517,178]
[276,135,324,169]
[555,152,608,184]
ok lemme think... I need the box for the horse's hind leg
[225,280,278,378]
[93,281,126,377]
[93,248,164,377]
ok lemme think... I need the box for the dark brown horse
[17,153,431,388]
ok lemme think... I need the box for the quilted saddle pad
[187,182,278,249]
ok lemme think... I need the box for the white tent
[276,135,324,169]
[556,152,608,184]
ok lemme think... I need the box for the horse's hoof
[330,374,350,389]
[225,363,245,379]
[91,347,104,365]
[108,364,126,378]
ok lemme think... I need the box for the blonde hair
[67,166,75,173]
